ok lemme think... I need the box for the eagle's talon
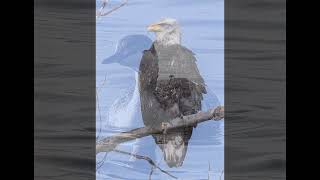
[193,123,198,128]
[161,122,169,134]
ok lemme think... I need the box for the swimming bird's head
[147,18,181,46]
[102,35,152,71]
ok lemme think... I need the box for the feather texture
[139,43,206,167]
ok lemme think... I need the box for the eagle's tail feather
[154,127,192,167]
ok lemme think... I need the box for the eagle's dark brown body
[139,43,206,167]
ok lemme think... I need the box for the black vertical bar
[34,1,96,179]
[225,0,286,179]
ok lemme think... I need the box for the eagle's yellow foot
[161,122,170,134]
[193,123,198,128]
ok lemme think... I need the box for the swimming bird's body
[100,35,156,169]
[139,18,206,167]
[102,35,152,128]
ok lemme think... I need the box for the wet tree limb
[96,106,224,154]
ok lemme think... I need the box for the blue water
[96,0,224,179]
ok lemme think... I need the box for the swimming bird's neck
[155,28,181,46]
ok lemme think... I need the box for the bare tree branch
[97,0,128,17]
[208,161,211,180]
[114,149,178,179]
[219,170,224,180]
[149,166,154,180]
[96,106,224,154]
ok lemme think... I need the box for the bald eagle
[139,18,206,167]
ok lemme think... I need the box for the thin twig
[96,72,109,141]
[219,170,224,180]
[96,152,108,171]
[114,149,178,179]
[97,0,109,17]
[208,161,211,180]
[97,0,128,17]
[96,90,103,141]
[149,166,154,180]
[96,72,110,168]
[97,72,108,94]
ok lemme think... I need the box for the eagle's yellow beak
[147,23,162,32]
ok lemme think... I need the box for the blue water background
[96,0,224,179]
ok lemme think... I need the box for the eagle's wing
[138,45,158,90]
[139,45,173,128]
[180,46,207,95]
[156,45,206,95]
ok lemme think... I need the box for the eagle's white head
[147,18,181,46]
